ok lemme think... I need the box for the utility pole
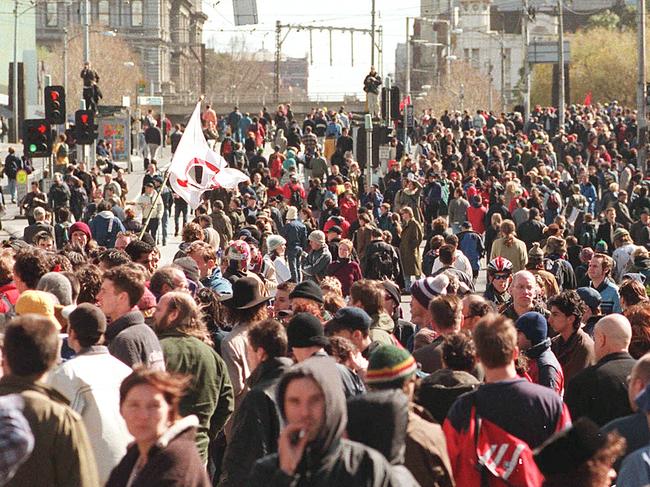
[523,0,531,123]
[63,29,68,97]
[12,0,18,142]
[639,0,648,175]
[370,0,376,67]
[500,32,506,113]
[83,0,90,63]
[405,17,410,101]
[558,0,565,130]
[275,20,281,104]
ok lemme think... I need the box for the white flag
[168,102,249,209]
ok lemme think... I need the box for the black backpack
[366,247,394,280]
[290,188,305,209]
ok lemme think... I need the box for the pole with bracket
[365,114,373,191]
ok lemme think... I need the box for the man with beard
[153,292,234,463]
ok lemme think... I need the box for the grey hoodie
[248,356,400,487]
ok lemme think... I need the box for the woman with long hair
[489,219,528,272]
[266,235,291,286]
[106,369,210,486]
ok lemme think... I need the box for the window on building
[471,48,480,68]
[131,0,143,26]
[46,2,58,27]
[98,0,110,25]
[504,48,512,88]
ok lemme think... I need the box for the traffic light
[44,86,66,124]
[23,119,52,157]
[381,87,388,120]
[390,86,401,121]
[74,109,96,145]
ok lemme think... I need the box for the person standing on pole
[80,61,100,113]
[363,67,382,119]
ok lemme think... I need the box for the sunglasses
[493,273,510,280]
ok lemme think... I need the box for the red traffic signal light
[44,86,66,125]
[74,109,96,145]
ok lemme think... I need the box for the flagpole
[139,169,172,241]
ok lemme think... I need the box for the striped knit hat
[366,345,418,386]
[410,275,449,309]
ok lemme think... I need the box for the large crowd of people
[1,98,650,486]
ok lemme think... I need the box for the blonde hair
[500,220,517,247]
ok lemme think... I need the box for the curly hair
[624,303,650,359]
[75,265,103,304]
[547,290,585,331]
[442,332,476,372]
[320,276,343,297]
[14,249,51,289]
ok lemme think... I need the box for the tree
[204,37,275,106]
[39,28,144,108]
[531,27,641,107]
[414,60,501,113]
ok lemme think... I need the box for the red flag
[399,95,412,111]
[584,92,592,106]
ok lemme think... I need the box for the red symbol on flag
[176,157,221,188]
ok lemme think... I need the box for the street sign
[529,41,571,64]
[137,96,163,106]
[406,105,415,128]
[15,169,27,185]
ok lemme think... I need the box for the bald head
[593,314,632,361]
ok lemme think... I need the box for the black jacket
[565,351,636,426]
[248,356,400,487]
[220,357,293,487]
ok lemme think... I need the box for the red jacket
[326,260,362,296]
[0,282,19,314]
[339,197,359,225]
[282,183,306,201]
[467,205,487,234]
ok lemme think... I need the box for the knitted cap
[285,206,298,221]
[266,235,286,253]
[287,312,329,349]
[69,221,92,241]
[534,418,607,476]
[37,272,73,307]
[226,239,251,262]
[366,345,418,385]
[595,240,608,253]
[289,280,324,304]
[528,242,544,262]
[308,230,326,245]
[410,275,448,309]
[515,311,548,345]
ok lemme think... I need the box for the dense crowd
[1,99,650,486]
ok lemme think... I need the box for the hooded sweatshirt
[248,356,400,487]
[89,210,125,248]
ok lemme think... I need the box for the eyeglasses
[493,273,510,280]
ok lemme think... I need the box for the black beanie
[287,312,329,349]
[289,280,324,304]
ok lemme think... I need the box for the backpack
[366,247,395,280]
[56,143,69,158]
[547,192,560,210]
[544,258,565,290]
[578,225,597,248]
[290,187,305,208]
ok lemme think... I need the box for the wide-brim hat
[221,276,270,309]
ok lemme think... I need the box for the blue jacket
[580,182,597,213]
[202,267,233,296]
[458,230,484,271]
[281,220,308,254]
[593,278,622,314]
[89,211,125,248]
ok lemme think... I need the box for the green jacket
[0,376,99,487]
[159,330,235,462]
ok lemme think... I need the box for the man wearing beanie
[301,230,331,282]
[281,206,308,282]
[366,345,454,487]
[408,275,451,352]
[515,311,564,395]
[48,303,133,484]
[287,312,364,397]
[525,243,559,299]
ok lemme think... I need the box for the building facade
[35,0,206,102]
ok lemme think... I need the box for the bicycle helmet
[487,256,513,274]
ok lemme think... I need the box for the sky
[202,0,421,100]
